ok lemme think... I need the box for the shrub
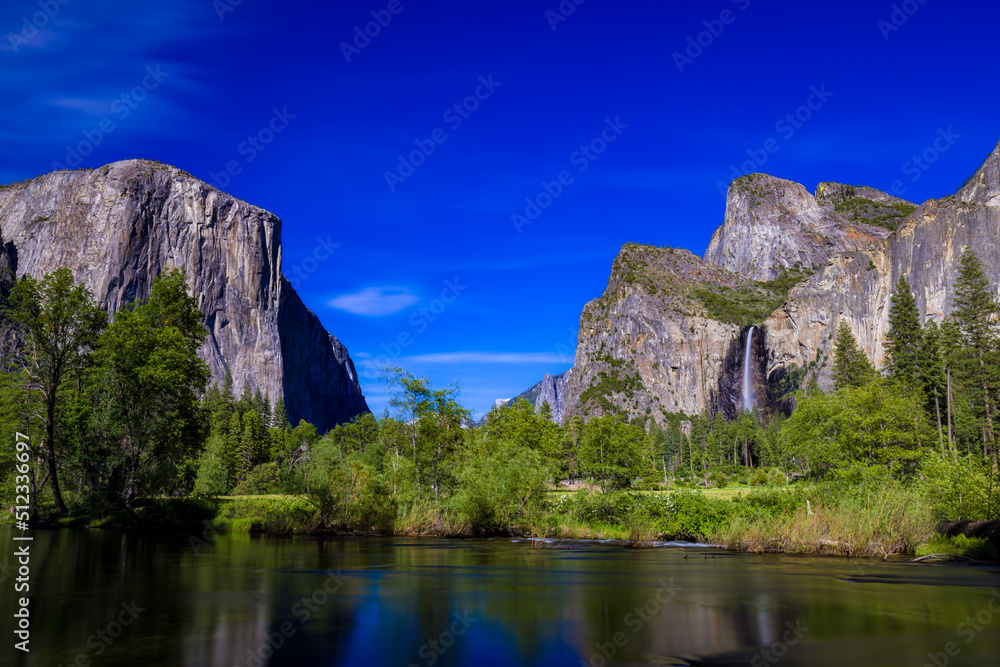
[450,440,549,535]
[660,490,733,540]
[218,496,316,534]
[623,504,658,548]
[918,453,998,521]
[193,436,230,496]
[232,462,283,495]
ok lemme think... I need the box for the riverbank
[18,487,998,561]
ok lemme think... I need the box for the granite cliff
[0,160,368,431]
[561,245,782,422]
[704,173,898,281]
[765,142,1000,390]
[522,141,1000,424]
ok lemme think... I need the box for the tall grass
[713,483,934,557]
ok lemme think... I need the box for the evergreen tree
[240,410,267,476]
[952,248,999,451]
[272,398,289,430]
[885,276,923,386]
[226,412,243,483]
[918,320,948,444]
[833,321,875,390]
[260,392,272,429]
[939,318,980,456]
[236,382,254,416]
[251,388,269,428]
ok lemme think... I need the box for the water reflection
[1,528,999,666]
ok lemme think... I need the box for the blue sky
[2,0,998,419]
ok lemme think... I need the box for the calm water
[2,527,999,666]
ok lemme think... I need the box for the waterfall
[742,326,755,412]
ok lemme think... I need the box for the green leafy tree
[833,380,930,475]
[193,435,231,495]
[1,268,107,513]
[579,415,645,493]
[832,321,875,390]
[87,269,209,506]
[480,399,561,477]
[385,369,468,498]
[451,439,550,534]
[885,276,923,387]
[782,389,845,478]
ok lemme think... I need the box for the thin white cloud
[399,352,570,365]
[48,97,113,115]
[327,286,419,316]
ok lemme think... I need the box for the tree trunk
[933,388,943,450]
[45,392,67,514]
[978,348,996,447]
[947,368,954,455]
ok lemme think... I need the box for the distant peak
[958,140,1000,206]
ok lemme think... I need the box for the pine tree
[833,321,875,390]
[260,391,272,429]
[885,276,923,386]
[918,320,948,446]
[952,248,999,451]
[226,412,243,485]
[241,410,267,475]
[272,398,288,430]
[236,382,253,416]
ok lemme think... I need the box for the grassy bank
[18,484,993,561]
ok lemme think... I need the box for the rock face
[561,244,775,422]
[552,143,1000,422]
[765,142,1000,390]
[704,174,892,281]
[0,160,368,431]
[512,369,572,423]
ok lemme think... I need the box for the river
[1,528,999,666]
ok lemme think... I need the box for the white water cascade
[742,326,755,412]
